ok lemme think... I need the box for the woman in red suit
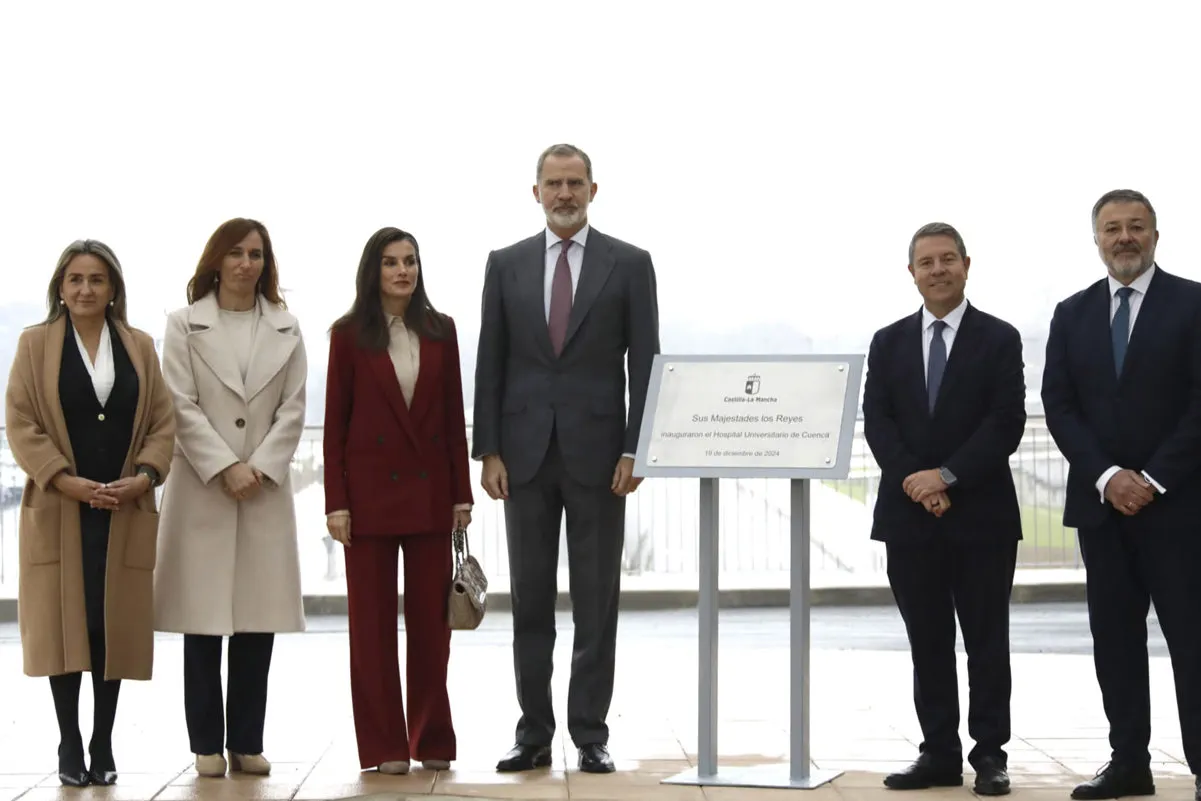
[323,227,473,774]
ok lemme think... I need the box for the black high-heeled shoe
[88,747,118,786]
[58,742,89,787]
[88,766,117,786]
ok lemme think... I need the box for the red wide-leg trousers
[344,531,455,769]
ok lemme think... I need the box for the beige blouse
[327,314,471,520]
[386,313,421,407]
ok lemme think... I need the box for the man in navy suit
[1042,189,1201,801]
[863,222,1026,796]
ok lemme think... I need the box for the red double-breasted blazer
[323,316,473,537]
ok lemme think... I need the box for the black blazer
[863,303,1026,543]
[1041,266,1201,533]
[471,228,661,487]
[59,316,140,486]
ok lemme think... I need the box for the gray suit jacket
[472,227,660,487]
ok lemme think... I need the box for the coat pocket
[124,508,160,571]
[19,503,62,566]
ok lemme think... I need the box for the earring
[59,299,65,306]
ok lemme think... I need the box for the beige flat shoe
[379,760,410,774]
[422,759,451,771]
[227,751,271,775]
[195,753,227,777]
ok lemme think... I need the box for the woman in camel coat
[5,239,175,787]
[153,217,307,779]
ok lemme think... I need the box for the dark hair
[44,239,130,326]
[537,143,593,182]
[330,227,447,349]
[186,217,286,306]
[908,222,968,264]
[1092,189,1156,232]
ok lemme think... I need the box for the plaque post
[697,476,720,778]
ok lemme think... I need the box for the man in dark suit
[472,143,660,775]
[863,222,1026,796]
[1042,189,1201,801]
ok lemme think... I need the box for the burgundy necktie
[548,239,573,355]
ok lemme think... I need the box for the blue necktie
[927,320,947,414]
[1112,287,1133,377]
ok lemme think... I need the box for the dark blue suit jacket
[1041,266,1201,533]
[863,303,1026,543]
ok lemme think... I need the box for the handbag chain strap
[452,526,469,566]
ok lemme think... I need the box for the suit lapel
[1120,269,1168,385]
[1083,280,1120,391]
[186,295,246,401]
[903,310,928,415]
[113,321,148,471]
[244,300,300,400]
[932,303,978,412]
[408,335,437,426]
[41,316,75,466]
[562,229,615,350]
[367,349,421,451]
[519,233,556,361]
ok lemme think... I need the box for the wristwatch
[136,465,160,485]
[938,467,958,487]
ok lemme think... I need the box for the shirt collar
[922,297,969,332]
[1107,263,1157,297]
[546,224,590,252]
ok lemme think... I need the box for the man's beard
[548,206,586,228]
[1106,248,1154,281]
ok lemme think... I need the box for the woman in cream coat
[154,217,307,779]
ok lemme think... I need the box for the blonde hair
[43,239,129,325]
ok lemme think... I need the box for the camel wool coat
[4,317,176,680]
[153,294,308,636]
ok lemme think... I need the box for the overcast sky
[3,0,1200,354]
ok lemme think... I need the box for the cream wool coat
[153,294,308,635]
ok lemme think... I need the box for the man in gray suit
[473,143,660,774]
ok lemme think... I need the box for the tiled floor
[0,608,1194,800]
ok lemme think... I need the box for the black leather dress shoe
[1070,762,1154,800]
[578,744,615,773]
[883,754,963,790]
[973,757,1011,796]
[496,743,553,772]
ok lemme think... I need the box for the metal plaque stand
[631,353,865,791]
[663,477,842,790]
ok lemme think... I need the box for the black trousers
[886,537,1017,769]
[1078,520,1201,773]
[50,505,121,769]
[183,633,275,756]
[503,432,626,748]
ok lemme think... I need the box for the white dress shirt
[544,225,588,319]
[921,299,968,384]
[1095,264,1165,501]
[73,320,115,406]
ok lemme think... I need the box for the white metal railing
[0,417,1079,597]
